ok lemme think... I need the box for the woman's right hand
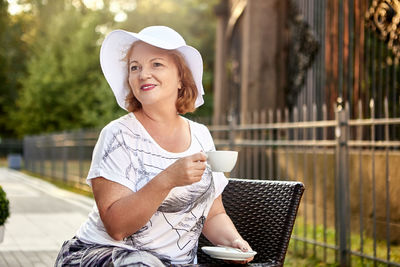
[163,152,207,188]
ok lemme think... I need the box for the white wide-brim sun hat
[100,25,205,111]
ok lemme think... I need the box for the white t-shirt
[76,113,228,265]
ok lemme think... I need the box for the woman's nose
[139,67,152,80]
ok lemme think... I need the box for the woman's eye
[153,62,162,67]
[130,65,138,71]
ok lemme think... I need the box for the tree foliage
[0,0,29,137]
[13,1,123,136]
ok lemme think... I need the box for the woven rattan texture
[197,179,304,266]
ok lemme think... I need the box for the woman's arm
[92,152,207,241]
[202,195,254,263]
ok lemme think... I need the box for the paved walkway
[0,167,94,266]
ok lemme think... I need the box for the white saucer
[201,246,257,261]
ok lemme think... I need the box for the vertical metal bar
[285,108,289,180]
[370,98,377,267]
[79,130,84,184]
[39,136,44,177]
[268,110,273,179]
[276,109,281,179]
[336,97,350,267]
[25,137,28,171]
[32,137,37,174]
[246,112,252,179]
[261,110,267,179]
[384,98,391,263]
[293,106,299,254]
[23,137,27,171]
[345,102,351,265]
[312,103,317,257]
[51,135,55,179]
[63,132,67,183]
[335,102,340,265]
[45,135,49,177]
[228,112,237,177]
[358,100,364,266]
[31,137,34,172]
[253,111,259,179]
[302,104,308,256]
[43,135,47,177]
[323,103,328,262]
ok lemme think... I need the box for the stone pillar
[240,0,287,122]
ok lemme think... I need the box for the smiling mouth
[141,84,156,91]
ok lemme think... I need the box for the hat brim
[100,29,204,111]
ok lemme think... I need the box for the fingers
[232,238,251,252]
[187,152,207,171]
[164,152,207,187]
[230,238,254,263]
[190,152,207,162]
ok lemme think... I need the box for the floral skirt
[55,236,166,267]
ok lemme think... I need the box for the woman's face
[128,42,181,110]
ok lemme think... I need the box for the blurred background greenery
[0,0,217,138]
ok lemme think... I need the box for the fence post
[62,131,68,183]
[78,129,84,183]
[335,98,350,266]
[228,111,236,151]
[23,137,28,171]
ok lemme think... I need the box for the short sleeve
[86,123,136,192]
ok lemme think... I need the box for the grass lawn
[22,170,93,198]
[285,217,400,266]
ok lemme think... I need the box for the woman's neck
[134,108,191,153]
[137,106,180,125]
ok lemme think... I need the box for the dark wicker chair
[197,179,304,266]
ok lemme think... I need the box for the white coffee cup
[206,151,238,172]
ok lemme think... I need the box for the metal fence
[209,98,400,267]
[24,96,400,266]
[23,130,98,190]
[0,138,23,158]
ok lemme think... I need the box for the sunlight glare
[83,0,104,10]
[114,12,127,22]
[7,0,32,15]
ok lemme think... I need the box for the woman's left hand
[225,238,254,264]
[202,197,254,264]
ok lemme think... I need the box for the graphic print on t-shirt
[125,166,215,264]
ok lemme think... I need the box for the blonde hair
[125,41,198,114]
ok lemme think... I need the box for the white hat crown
[137,26,186,48]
